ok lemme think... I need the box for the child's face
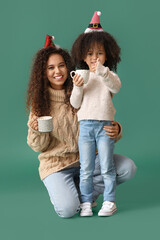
[84,43,106,72]
[46,54,68,90]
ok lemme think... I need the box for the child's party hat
[84,11,103,33]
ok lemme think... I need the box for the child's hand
[91,58,100,72]
[73,73,84,87]
[95,58,108,77]
[29,115,38,131]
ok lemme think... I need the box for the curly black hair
[71,31,121,72]
[26,46,75,117]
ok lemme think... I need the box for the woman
[26,41,137,218]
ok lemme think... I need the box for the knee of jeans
[101,165,116,175]
[120,160,137,181]
[127,160,137,180]
[81,170,94,180]
[55,199,80,218]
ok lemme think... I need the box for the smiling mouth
[54,75,63,80]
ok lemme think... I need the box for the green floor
[1,155,159,240]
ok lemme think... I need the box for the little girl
[70,11,121,217]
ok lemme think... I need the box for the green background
[1,0,160,239]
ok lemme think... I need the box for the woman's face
[46,54,68,90]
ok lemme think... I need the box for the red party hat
[44,35,55,48]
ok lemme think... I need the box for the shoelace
[102,201,114,209]
[80,203,91,210]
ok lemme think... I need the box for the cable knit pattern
[27,87,79,180]
[70,66,121,121]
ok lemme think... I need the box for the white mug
[37,116,53,132]
[70,69,89,84]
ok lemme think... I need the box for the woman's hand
[73,73,84,87]
[28,115,38,131]
[104,121,120,139]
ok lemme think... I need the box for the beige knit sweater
[27,87,79,180]
[27,86,122,180]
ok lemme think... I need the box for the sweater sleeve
[70,85,84,109]
[27,113,51,152]
[96,62,121,94]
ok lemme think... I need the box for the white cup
[37,116,53,132]
[70,69,90,84]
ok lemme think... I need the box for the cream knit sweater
[27,86,122,180]
[70,63,121,121]
[27,87,79,180]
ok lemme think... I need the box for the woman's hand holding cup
[29,115,53,132]
[29,115,38,131]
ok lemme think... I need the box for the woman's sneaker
[80,202,93,217]
[98,201,117,216]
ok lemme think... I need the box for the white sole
[80,212,93,217]
[98,208,117,217]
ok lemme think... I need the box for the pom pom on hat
[97,11,101,16]
[84,11,103,33]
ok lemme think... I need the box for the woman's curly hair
[71,31,121,72]
[26,46,75,117]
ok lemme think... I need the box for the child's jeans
[79,120,116,203]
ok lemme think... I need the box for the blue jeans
[43,154,137,218]
[79,120,116,203]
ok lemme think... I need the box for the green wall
[1,0,160,239]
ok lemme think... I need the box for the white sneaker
[80,202,93,217]
[98,201,117,216]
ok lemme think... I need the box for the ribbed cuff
[73,84,83,92]
[28,125,41,134]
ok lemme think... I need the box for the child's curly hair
[26,46,75,117]
[71,31,121,72]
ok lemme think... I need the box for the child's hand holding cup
[70,70,90,85]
